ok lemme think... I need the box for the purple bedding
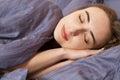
[0,0,62,69]
[0,0,120,80]
[39,45,120,80]
[104,0,120,19]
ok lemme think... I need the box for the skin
[54,7,112,50]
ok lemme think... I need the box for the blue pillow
[104,0,120,19]
[62,0,103,16]
[38,45,120,80]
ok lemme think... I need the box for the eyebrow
[85,11,90,22]
[90,31,96,45]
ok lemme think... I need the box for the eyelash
[79,15,83,23]
[84,33,88,44]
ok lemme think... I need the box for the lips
[61,25,68,40]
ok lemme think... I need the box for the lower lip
[61,25,68,40]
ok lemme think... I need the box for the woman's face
[54,7,111,50]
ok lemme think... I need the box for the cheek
[67,37,87,49]
[54,22,63,44]
[73,37,84,48]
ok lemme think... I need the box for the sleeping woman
[2,4,120,79]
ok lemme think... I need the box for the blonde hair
[72,4,120,49]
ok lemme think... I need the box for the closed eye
[79,15,83,23]
[84,33,88,44]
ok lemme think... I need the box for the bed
[0,0,120,80]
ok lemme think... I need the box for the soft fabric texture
[0,0,62,69]
[49,0,103,16]
[38,45,120,80]
[62,0,103,16]
[1,0,120,80]
[48,0,71,10]
[58,0,120,19]
[1,69,27,80]
[104,0,120,19]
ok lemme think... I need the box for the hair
[71,4,120,49]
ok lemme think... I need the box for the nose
[69,25,88,36]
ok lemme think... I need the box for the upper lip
[61,25,68,40]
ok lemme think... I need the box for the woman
[2,4,120,79]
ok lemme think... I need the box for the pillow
[104,0,120,19]
[62,0,103,16]
[49,0,103,16]
[48,0,72,10]
[38,45,120,80]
